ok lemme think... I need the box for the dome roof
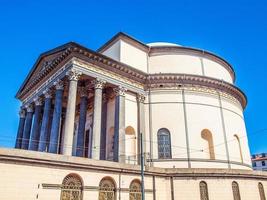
[147,42,181,47]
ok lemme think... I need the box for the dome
[147,42,182,47]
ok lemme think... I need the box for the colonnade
[15,69,146,163]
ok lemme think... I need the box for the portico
[15,61,145,164]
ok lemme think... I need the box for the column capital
[43,88,52,98]
[19,109,26,118]
[79,86,90,97]
[137,94,146,103]
[54,79,64,90]
[113,86,127,97]
[92,79,106,89]
[67,69,82,81]
[102,93,108,103]
[25,104,34,113]
[33,97,43,106]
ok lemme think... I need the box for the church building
[0,32,267,200]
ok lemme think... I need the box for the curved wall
[147,87,251,169]
[148,54,233,83]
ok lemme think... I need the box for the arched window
[234,134,243,163]
[125,126,137,163]
[99,177,116,200]
[201,129,215,160]
[60,174,83,200]
[199,181,209,200]
[129,179,142,200]
[232,181,241,200]
[259,182,266,200]
[157,128,172,159]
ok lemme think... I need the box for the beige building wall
[0,149,266,200]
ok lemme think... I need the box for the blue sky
[0,0,266,154]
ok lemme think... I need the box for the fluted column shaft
[29,98,43,151]
[38,90,52,152]
[100,93,108,160]
[15,109,26,149]
[91,79,105,159]
[21,105,34,149]
[113,86,127,163]
[137,94,146,164]
[76,87,89,157]
[62,70,81,156]
[49,80,64,153]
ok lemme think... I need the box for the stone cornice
[16,42,246,108]
[0,148,267,180]
[146,73,247,108]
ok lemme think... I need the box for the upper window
[201,129,215,160]
[234,134,243,163]
[157,128,172,159]
[232,181,241,200]
[258,182,266,200]
[199,181,209,200]
[60,174,83,200]
[262,161,266,166]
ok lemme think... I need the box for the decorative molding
[54,79,64,90]
[43,88,53,98]
[33,97,43,106]
[137,94,146,103]
[114,86,127,96]
[25,104,34,113]
[91,78,106,90]
[67,69,82,81]
[146,74,246,108]
[79,86,90,97]
[19,109,26,118]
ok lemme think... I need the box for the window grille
[60,174,83,200]
[99,178,116,200]
[129,180,142,200]
[157,128,172,159]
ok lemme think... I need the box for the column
[15,108,26,149]
[137,94,146,164]
[91,79,105,159]
[29,97,43,151]
[38,89,52,152]
[76,87,89,157]
[49,80,64,153]
[62,69,82,156]
[113,86,127,163]
[100,93,108,160]
[21,104,34,149]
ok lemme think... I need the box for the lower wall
[0,148,266,200]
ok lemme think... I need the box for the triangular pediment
[16,43,74,98]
